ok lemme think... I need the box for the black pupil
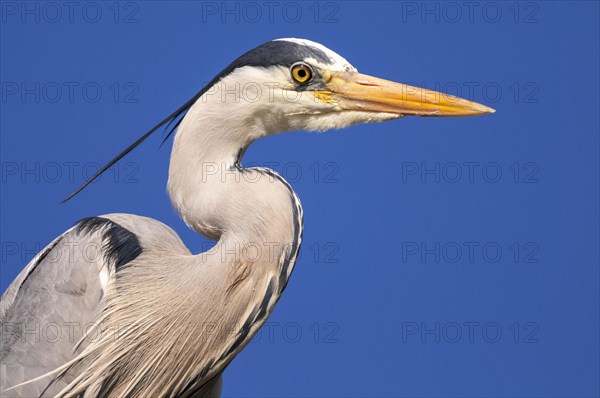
[298,68,307,78]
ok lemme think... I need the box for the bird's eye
[291,63,313,84]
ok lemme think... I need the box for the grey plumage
[2,214,233,397]
[1,217,137,396]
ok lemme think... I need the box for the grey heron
[0,38,494,397]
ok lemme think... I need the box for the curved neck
[167,96,301,248]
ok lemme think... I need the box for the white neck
[166,78,302,249]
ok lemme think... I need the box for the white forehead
[275,38,357,72]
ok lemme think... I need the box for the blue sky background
[1,1,598,397]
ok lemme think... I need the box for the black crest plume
[60,93,201,203]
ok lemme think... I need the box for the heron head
[198,38,495,137]
[62,38,495,202]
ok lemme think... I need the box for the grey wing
[0,217,142,397]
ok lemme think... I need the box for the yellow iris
[291,63,312,83]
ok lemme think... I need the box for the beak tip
[473,104,496,116]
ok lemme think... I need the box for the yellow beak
[318,71,495,117]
